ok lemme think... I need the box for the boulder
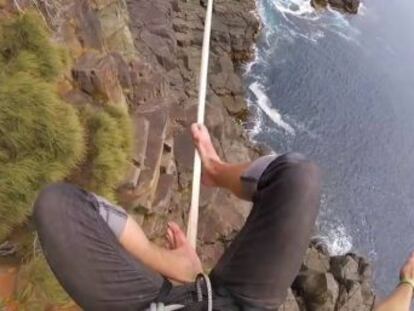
[293,272,339,311]
[358,256,373,281]
[311,0,328,9]
[311,0,360,14]
[302,246,330,273]
[278,289,300,311]
[336,281,368,311]
[330,254,360,282]
[329,0,360,14]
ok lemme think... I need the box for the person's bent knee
[289,158,321,185]
[287,160,322,207]
[279,152,308,164]
[260,153,321,194]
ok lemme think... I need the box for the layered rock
[118,0,260,253]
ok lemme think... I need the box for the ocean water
[244,0,414,295]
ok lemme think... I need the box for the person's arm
[376,252,414,311]
[119,216,203,283]
[376,284,413,311]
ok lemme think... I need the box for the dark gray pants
[34,153,321,310]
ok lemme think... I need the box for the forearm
[376,284,413,311]
[119,216,199,283]
[145,243,198,283]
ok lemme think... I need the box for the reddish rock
[72,52,125,105]
[0,265,17,300]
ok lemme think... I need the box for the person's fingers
[191,123,201,140]
[191,123,208,139]
[168,223,178,248]
[166,228,174,249]
[168,221,187,247]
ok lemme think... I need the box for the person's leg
[191,124,321,310]
[212,154,321,309]
[34,183,165,311]
[191,123,279,201]
[191,124,251,200]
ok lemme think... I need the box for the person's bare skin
[118,123,252,283]
[375,252,414,311]
[191,123,250,200]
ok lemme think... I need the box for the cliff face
[2,0,375,309]
[108,0,260,268]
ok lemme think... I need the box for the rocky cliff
[2,0,375,309]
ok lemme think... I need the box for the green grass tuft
[0,72,85,240]
[75,105,133,200]
[16,254,72,310]
[1,10,134,306]
[0,11,69,81]
[0,11,84,241]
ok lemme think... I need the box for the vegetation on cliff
[16,253,72,310]
[0,11,133,308]
[0,12,84,241]
[75,104,133,201]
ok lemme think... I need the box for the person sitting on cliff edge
[33,123,322,310]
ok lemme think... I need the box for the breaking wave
[248,81,296,135]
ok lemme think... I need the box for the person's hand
[400,251,414,281]
[166,222,203,283]
[375,251,414,311]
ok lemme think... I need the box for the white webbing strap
[187,0,215,248]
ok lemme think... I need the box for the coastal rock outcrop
[311,0,360,14]
[288,245,375,310]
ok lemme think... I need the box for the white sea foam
[317,223,353,255]
[249,81,296,135]
[358,3,368,16]
[273,0,318,20]
[243,45,259,75]
[315,195,353,255]
[245,97,264,141]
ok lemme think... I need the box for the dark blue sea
[244,0,414,296]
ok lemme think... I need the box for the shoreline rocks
[287,245,375,310]
[311,0,361,14]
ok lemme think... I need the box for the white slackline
[187,0,214,248]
